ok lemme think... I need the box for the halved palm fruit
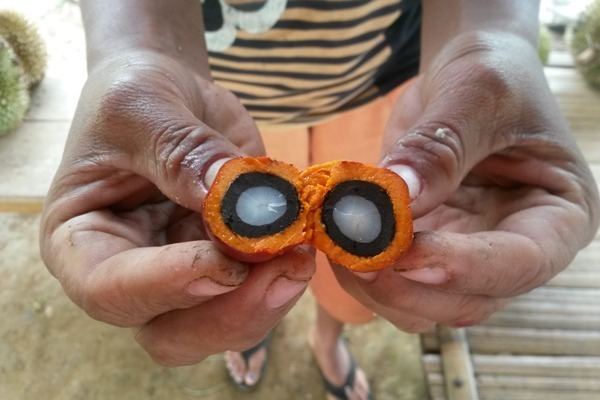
[203,157,413,271]
[202,157,308,262]
[299,160,413,272]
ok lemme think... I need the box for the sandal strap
[241,333,271,363]
[322,354,356,400]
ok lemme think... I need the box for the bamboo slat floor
[422,51,600,400]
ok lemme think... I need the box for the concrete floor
[0,213,427,400]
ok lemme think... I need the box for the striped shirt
[202,0,421,127]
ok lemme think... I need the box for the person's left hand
[330,31,600,332]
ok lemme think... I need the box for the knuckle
[95,80,142,131]
[79,293,111,324]
[398,124,465,179]
[153,122,237,193]
[79,79,153,157]
[155,124,210,179]
[147,347,185,367]
[443,56,515,113]
[79,276,139,327]
[137,333,200,367]
[80,290,127,327]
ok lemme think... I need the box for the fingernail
[353,271,378,282]
[397,266,448,284]
[203,157,233,188]
[387,164,421,199]
[187,277,239,297]
[265,277,308,310]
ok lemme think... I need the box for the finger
[394,230,551,298]
[380,62,519,217]
[334,263,501,330]
[134,247,315,366]
[126,89,258,211]
[49,215,249,327]
[381,122,478,219]
[73,57,263,212]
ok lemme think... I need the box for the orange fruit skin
[204,228,298,263]
[202,157,413,271]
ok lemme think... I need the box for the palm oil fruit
[202,157,308,262]
[299,160,413,272]
[202,157,413,271]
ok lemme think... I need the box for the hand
[331,32,600,332]
[39,51,315,365]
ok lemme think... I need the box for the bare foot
[224,344,268,390]
[308,329,372,400]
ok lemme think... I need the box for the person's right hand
[40,50,315,367]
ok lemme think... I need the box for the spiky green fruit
[0,10,47,88]
[0,40,30,136]
[569,0,600,88]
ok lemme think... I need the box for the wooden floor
[421,53,600,399]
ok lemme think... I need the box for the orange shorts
[260,83,408,324]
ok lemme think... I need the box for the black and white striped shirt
[203,0,421,127]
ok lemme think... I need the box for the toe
[244,347,267,387]
[352,368,371,400]
[245,372,258,386]
[224,351,245,384]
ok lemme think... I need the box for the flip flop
[227,333,271,392]
[319,342,373,400]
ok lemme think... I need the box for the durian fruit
[569,0,600,88]
[0,39,30,136]
[0,10,47,88]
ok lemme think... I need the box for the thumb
[381,122,468,218]
[134,96,261,213]
[102,71,265,212]
[379,68,500,218]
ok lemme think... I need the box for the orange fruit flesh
[202,157,413,271]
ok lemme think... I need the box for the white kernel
[236,186,287,226]
[332,195,381,243]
